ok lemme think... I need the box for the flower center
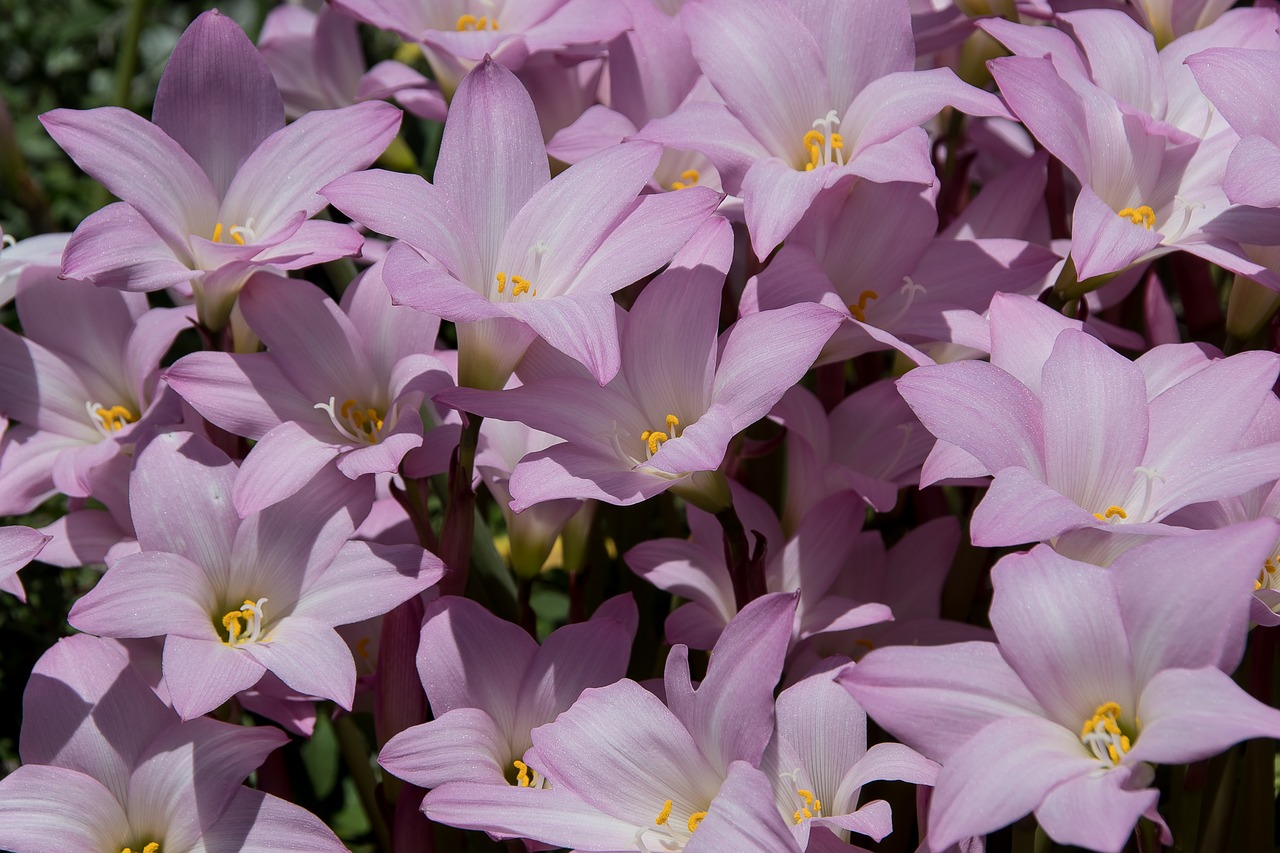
[802,110,845,171]
[847,289,878,322]
[121,844,160,853]
[1257,556,1280,592]
[457,13,498,30]
[1080,701,1132,766]
[510,759,550,789]
[641,414,682,457]
[495,271,536,298]
[1093,505,1128,522]
[315,397,387,444]
[211,219,257,245]
[654,799,707,833]
[221,597,268,646]
[791,787,823,824]
[1093,467,1165,524]
[86,401,138,435]
[670,169,700,191]
[1117,206,1155,230]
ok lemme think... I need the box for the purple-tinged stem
[439,414,483,596]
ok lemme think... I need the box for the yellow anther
[94,404,137,432]
[231,231,245,245]
[655,799,673,825]
[848,289,879,322]
[222,610,244,644]
[1117,206,1156,230]
[793,810,804,824]
[803,130,824,148]
[513,760,532,787]
[121,845,160,853]
[645,431,669,455]
[456,13,498,30]
[687,811,707,832]
[496,271,506,293]
[1093,505,1128,521]
[671,169,701,191]
[797,789,815,807]
[665,414,680,432]
[212,222,224,243]
[830,133,843,149]
[512,276,532,296]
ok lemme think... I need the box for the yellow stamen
[513,759,532,787]
[1117,205,1156,230]
[94,404,137,432]
[829,133,843,150]
[1080,701,1132,766]
[803,129,824,171]
[1093,505,1128,521]
[848,289,878,322]
[655,799,673,825]
[665,414,680,432]
[687,811,707,832]
[212,222,224,243]
[231,230,245,246]
[671,169,701,191]
[121,845,160,853]
[456,13,498,30]
[643,430,668,455]
[512,276,531,296]
[221,610,244,644]
[496,271,506,293]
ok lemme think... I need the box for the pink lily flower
[0,634,348,853]
[1186,41,1280,212]
[421,593,803,852]
[379,594,635,791]
[639,0,1010,256]
[42,10,401,330]
[1129,0,1240,47]
[761,662,939,850]
[0,525,49,600]
[789,518,992,673]
[164,264,452,515]
[0,275,191,513]
[67,430,444,719]
[626,485,892,652]
[331,0,630,98]
[437,218,842,510]
[747,177,1058,368]
[898,293,1280,550]
[984,25,1280,284]
[324,58,721,388]
[840,523,1280,852]
[769,382,935,526]
[547,0,721,195]
[259,3,447,121]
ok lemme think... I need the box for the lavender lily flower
[42,10,401,330]
[840,523,1280,852]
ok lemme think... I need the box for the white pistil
[229,217,258,245]
[880,275,928,328]
[1132,466,1166,521]
[812,110,845,167]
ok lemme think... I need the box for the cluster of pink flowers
[3,0,1280,851]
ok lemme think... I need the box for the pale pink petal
[163,635,266,720]
[60,203,201,292]
[1129,666,1280,764]
[1033,762,1159,853]
[0,765,129,853]
[246,618,357,709]
[192,787,349,853]
[380,709,509,788]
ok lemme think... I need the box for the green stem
[333,713,393,853]
[1198,748,1239,853]
[1171,762,1206,853]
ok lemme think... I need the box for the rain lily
[438,217,842,510]
[0,633,348,853]
[331,0,630,97]
[259,3,447,121]
[761,662,939,849]
[67,430,444,719]
[640,0,1010,255]
[984,28,1280,286]
[898,293,1280,551]
[626,485,892,652]
[0,275,191,513]
[421,593,803,852]
[379,594,636,790]
[1186,40,1280,212]
[746,175,1057,367]
[164,264,452,515]
[42,10,401,329]
[324,57,721,388]
[840,523,1280,852]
